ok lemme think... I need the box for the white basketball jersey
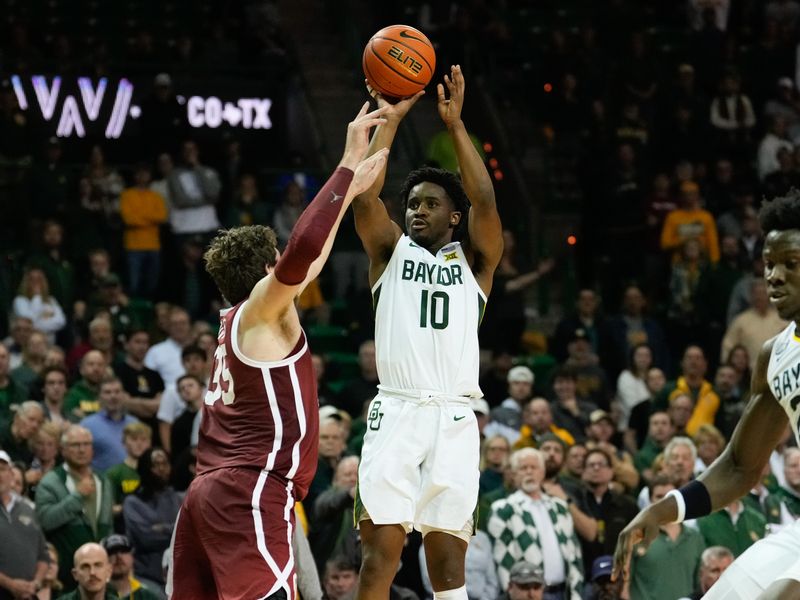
[767,321,800,443]
[372,235,486,397]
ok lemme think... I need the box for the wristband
[665,489,685,523]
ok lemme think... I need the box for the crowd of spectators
[5,1,800,600]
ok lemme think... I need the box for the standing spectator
[487,448,584,598]
[222,173,272,229]
[709,70,757,160]
[764,78,800,140]
[551,290,613,368]
[758,115,794,181]
[628,476,705,600]
[0,343,29,423]
[64,351,108,421]
[119,164,168,300]
[104,422,152,516]
[550,368,597,444]
[35,426,113,588]
[122,448,181,593]
[26,221,75,314]
[479,349,514,408]
[12,270,66,345]
[143,307,192,388]
[80,378,139,473]
[616,344,653,431]
[100,534,160,600]
[306,418,347,521]
[721,279,787,369]
[660,181,720,264]
[113,330,164,430]
[608,286,670,376]
[659,345,720,437]
[155,345,207,453]
[762,146,800,200]
[0,449,49,600]
[166,141,221,242]
[563,329,610,410]
[666,239,707,355]
[83,145,125,264]
[309,456,359,573]
[574,448,638,576]
[40,367,69,428]
[139,74,185,157]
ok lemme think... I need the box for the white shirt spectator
[758,132,794,180]
[145,338,184,387]
[11,295,66,344]
[688,0,731,31]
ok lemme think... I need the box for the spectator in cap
[0,449,49,600]
[498,561,544,600]
[485,367,534,443]
[764,77,800,141]
[586,555,622,600]
[100,534,161,600]
[585,410,640,491]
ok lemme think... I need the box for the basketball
[362,25,436,99]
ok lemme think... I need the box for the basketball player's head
[760,189,800,321]
[399,167,470,248]
[204,225,279,305]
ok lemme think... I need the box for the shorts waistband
[377,385,473,405]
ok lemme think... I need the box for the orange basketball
[362,25,436,99]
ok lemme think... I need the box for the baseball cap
[590,409,613,425]
[154,73,172,87]
[470,398,490,416]
[0,450,10,464]
[101,534,132,554]
[779,77,794,89]
[509,561,545,585]
[507,366,534,384]
[591,555,613,581]
[538,431,566,450]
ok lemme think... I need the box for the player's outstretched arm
[352,86,424,283]
[439,65,503,294]
[612,337,786,582]
[243,103,390,324]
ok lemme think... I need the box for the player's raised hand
[366,81,425,124]
[340,102,390,170]
[611,508,663,583]
[437,64,465,128]
[351,148,389,196]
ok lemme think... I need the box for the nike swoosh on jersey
[399,30,427,44]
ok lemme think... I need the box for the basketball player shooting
[166,102,390,600]
[351,65,504,600]
[613,191,800,599]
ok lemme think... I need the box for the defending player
[353,65,504,600]
[167,102,389,600]
[613,190,800,599]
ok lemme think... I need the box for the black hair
[181,344,206,362]
[759,189,800,233]
[136,447,170,500]
[398,167,471,240]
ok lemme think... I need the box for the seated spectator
[309,456,359,573]
[616,344,653,432]
[119,163,168,300]
[39,543,63,599]
[514,398,575,449]
[586,555,622,600]
[11,330,49,396]
[418,528,499,600]
[156,345,207,453]
[306,417,347,522]
[563,329,610,409]
[550,368,597,443]
[479,435,511,496]
[66,318,115,375]
[36,426,113,588]
[122,448,181,593]
[487,448,583,596]
[721,280,787,370]
[334,340,379,419]
[485,366,534,440]
[100,534,161,600]
[88,275,154,341]
[168,375,203,475]
[144,307,193,388]
[634,411,675,482]
[105,422,152,519]
[629,476,705,600]
[472,397,490,438]
[0,449,49,600]
[479,349,514,408]
[659,345,720,436]
[166,140,221,240]
[64,351,108,421]
[757,115,794,181]
[608,285,670,376]
[59,543,113,600]
[40,367,70,427]
[0,343,29,423]
[25,220,76,314]
[693,424,726,476]
[713,364,747,440]
[668,393,694,437]
[4,317,34,370]
[627,368,668,452]
[11,269,66,345]
[681,546,734,599]
[80,377,139,473]
[585,410,639,492]
[764,447,800,530]
[551,289,614,369]
[27,422,61,497]
[0,401,44,465]
[696,495,766,557]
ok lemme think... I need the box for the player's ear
[450,212,462,228]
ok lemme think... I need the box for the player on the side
[167,102,389,600]
[352,65,503,600]
[614,190,800,599]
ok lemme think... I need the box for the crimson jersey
[195,300,319,500]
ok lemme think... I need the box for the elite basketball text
[387,46,424,75]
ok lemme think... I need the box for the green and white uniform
[357,235,485,536]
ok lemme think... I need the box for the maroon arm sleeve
[274,166,354,285]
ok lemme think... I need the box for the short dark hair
[584,447,612,469]
[324,555,357,577]
[176,374,203,389]
[759,189,800,233]
[204,226,278,305]
[181,344,206,362]
[398,167,471,240]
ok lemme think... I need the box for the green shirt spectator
[629,525,705,600]
[696,500,767,557]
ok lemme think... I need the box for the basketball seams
[372,36,434,73]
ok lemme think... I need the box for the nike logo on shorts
[453,415,466,421]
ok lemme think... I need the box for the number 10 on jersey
[419,290,450,329]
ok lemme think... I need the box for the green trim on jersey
[372,284,382,312]
[477,294,486,329]
[354,477,365,527]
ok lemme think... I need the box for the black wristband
[679,479,712,520]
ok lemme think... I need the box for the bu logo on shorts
[368,401,384,430]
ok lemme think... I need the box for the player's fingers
[356,101,370,118]
[406,90,425,105]
[361,105,390,120]
[437,83,446,102]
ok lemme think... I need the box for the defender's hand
[366,81,425,124]
[339,102,390,170]
[351,149,390,196]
